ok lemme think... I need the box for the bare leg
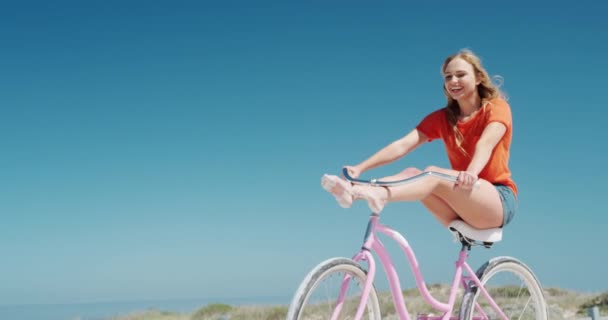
[376,168,459,227]
[352,166,503,229]
[421,194,460,227]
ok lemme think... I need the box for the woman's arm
[352,128,428,174]
[460,122,507,187]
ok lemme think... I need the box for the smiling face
[443,57,480,101]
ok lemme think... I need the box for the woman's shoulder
[422,107,449,123]
[418,107,448,129]
[487,97,510,109]
[429,106,449,117]
[484,97,513,123]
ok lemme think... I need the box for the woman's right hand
[343,165,362,179]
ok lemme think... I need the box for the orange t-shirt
[416,98,517,195]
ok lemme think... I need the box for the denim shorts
[495,184,517,227]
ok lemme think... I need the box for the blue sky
[1,1,607,307]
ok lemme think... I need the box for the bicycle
[286,169,547,320]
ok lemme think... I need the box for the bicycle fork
[329,215,379,320]
[329,249,377,320]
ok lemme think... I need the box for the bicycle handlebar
[342,168,481,189]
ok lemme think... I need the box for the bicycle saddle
[448,220,502,247]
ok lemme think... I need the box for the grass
[578,292,608,315]
[107,286,607,320]
[106,304,288,320]
[191,304,233,320]
[106,309,187,320]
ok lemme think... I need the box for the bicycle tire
[286,257,381,320]
[460,256,547,320]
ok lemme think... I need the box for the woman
[322,49,517,229]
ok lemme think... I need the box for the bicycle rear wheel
[460,256,547,320]
[286,257,381,320]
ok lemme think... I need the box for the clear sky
[1,1,607,307]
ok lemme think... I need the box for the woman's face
[443,57,480,101]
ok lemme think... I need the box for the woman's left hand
[455,171,478,190]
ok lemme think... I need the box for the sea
[0,296,290,320]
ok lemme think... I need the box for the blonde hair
[441,49,505,155]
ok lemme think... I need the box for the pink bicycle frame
[332,214,509,320]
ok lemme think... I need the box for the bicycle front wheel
[460,256,547,320]
[286,257,381,320]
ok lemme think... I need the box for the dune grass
[108,286,607,320]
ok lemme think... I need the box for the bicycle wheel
[286,257,381,320]
[460,256,547,320]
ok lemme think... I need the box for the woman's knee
[423,165,441,173]
[400,167,422,176]
[383,167,422,182]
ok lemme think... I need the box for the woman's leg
[351,166,503,229]
[380,168,459,227]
